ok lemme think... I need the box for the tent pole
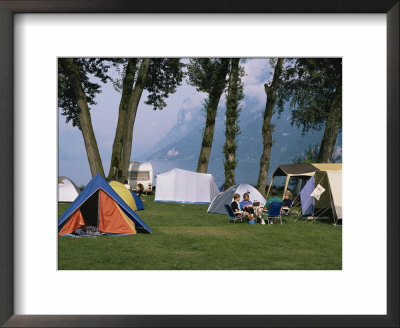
[266,176,274,199]
[283,175,291,199]
[97,191,100,228]
[296,174,328,221]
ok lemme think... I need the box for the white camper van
[128,162,153,193]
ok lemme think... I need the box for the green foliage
[58,58,116,129]
[187,58,230,141]
[58,194,342,270]
[292,144,320,164]
[58,58,185,128]
[188,59,230,172]
[264,58,285,117]
[203,98,219,126]
[292,143,342,164]
[186,58,229,94]
[224,61,244,131]
[144,58,185,110]
[107,58,185,110]
[223,59,244,185]
[276,58,342,133]
[109,59,136,94]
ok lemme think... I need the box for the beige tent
[314,170,342,224]
[266,163,342,198]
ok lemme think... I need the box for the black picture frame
[0,1,398,327]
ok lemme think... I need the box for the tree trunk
[256,58,284,195]
[223,58,241,189]
[107,58,137,181]
[59,58,105,178]
[196,58,230,173]
[119,58,151,181]
[317,85,342,162]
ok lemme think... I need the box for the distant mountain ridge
[137,98,205,160]
[145,98,341,170]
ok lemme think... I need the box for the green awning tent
[313,170,342,224]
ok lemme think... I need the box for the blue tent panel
[130,190,144,210]
[58,174,151,234]
[300,176,314,216]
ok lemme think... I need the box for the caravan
[128,162,153,193]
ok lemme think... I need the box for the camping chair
[262,202,283,225]
[281,206,291,216]
[224,204,244,223]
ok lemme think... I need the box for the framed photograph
[1,1,398,327]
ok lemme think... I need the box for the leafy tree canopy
[59,58,185,128]
[144,58,185,110]
[292,144,320,164]
[292,143,341,164]
[224,60,245,139]
[58,58,115,129]
[186,58,229,94]
[110,58,185,110]
[276,58,342,133]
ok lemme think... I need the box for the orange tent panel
[117,205,137,234]
[98,190,136,234]
[58,209,85,235]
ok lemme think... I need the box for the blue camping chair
[224,204,244,223]
[263,202,283,225]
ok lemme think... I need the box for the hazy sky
[58,58,274,185]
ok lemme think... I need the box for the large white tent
[58,176,81,203]
[154,168,220,204]
[207,184,267,215]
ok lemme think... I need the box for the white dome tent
[207,184,267,215]
[58,176,81,203]
[155,168,220,204]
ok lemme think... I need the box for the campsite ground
[58,194,342,270]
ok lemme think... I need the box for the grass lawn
[58,194,342,270]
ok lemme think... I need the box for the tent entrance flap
[80,191,99,227]
[300,176,315,216]
[313,170,342,223]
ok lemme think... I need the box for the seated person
[264,188,282,210]
[136,183,144,197]
[239,193,254,213]
[239,193,256,221]
[281,190,293,215]
[231,193,252,221]
[257,188,282,222]
[123,180,131,190]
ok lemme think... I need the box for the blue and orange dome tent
[58,174,151,236]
